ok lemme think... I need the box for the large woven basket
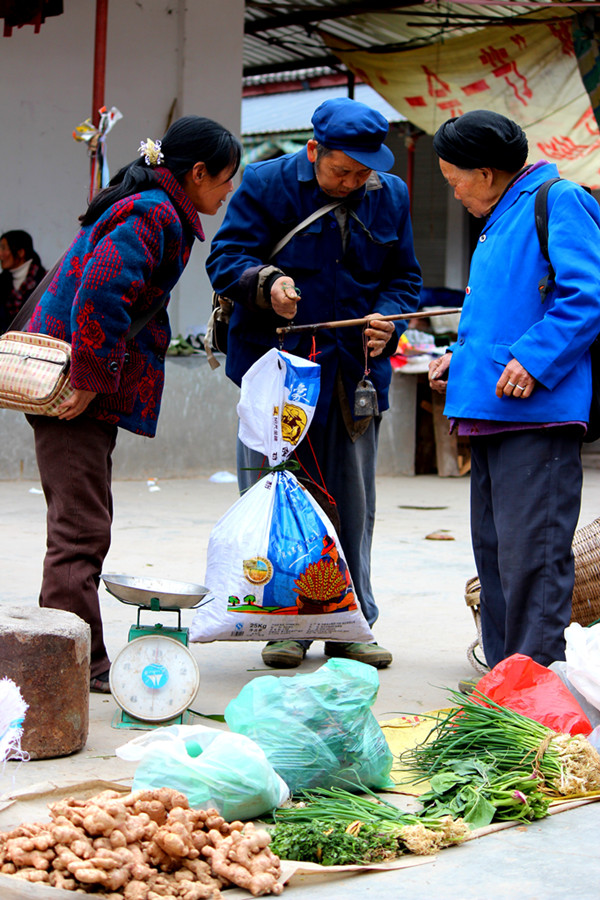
[464,516,600,673]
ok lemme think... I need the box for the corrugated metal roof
[243,1,578,79]
[242,82,406,135]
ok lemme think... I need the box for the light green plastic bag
[225,658,394,794]
[116,724,289,821]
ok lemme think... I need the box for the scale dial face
[109,635,200,722]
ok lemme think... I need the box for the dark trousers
[27,415,118,678]
[470,427,582,669]
[237,402,381,632]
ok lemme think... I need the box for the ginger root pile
[0,787,283,898]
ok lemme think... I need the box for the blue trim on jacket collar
[153,167,205,241]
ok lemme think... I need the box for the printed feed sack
[189,348,374,643]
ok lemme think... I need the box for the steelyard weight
[354,378,379,417]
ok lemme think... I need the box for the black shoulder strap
[534,177,561,266]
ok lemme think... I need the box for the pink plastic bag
[475,653,592,736]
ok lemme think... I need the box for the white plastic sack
[236,347,320,464]
[190,349,374,644]
[565,622,600,712]
[549,660,600,729]
[116,723,289,821]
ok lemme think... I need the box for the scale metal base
[111,707,195,730]
[102,575,210,730]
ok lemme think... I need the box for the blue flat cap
[311,97,395,171]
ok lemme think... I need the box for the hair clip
[138,138,164,167]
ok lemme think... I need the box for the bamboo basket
[465,516,600,674]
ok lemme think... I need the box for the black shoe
[90,670,111,694]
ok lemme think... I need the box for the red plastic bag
[475,653,592,736]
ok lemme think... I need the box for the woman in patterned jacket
[26,116,241,692]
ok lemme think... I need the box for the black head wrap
[433,110,528,172]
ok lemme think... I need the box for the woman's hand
[364,313,395,357]
[496,360,535,399]
[429,353,451,394]
[57,388,97,420]
[270,276,300,320]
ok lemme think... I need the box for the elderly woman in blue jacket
[429,109,600,672]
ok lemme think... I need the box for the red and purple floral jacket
[28,168,204,436]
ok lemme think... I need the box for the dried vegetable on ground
[0,787,283,898]
[270,785,469,862]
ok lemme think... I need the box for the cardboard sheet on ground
[380,714,446,796]
[1,772,599,898]
[190,349,374,644]
[0,853,433,900]
[0,779,433,900]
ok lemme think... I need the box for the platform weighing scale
[102,574,210,729]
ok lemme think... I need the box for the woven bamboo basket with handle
[464,516,600,673]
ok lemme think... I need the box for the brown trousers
[27,414,118,679]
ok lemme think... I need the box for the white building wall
[0,0,244,336]
[0,6,420,481]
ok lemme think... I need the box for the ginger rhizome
[0,787,283,898]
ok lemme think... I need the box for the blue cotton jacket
[206,148,422,422]
[444,162,600,424]
[28,169,204,436]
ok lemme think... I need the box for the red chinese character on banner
[578,108,600,138]
[462,79,490,97]
[437,98,464,117]
[479,46,533,106]
[547,21,575,56]
[420,65,463,116]
[422,65,451,99]
[537,134,600,161]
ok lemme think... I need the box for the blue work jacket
[445,162,600,425]
[207,148,422,422]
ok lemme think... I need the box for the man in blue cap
[207,97,422,669]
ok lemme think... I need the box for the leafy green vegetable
[270,820,400,865]
[272,786,470,856]
[417,759,550,828]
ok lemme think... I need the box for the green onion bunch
[272,786,469,856]
[398,689,600,796]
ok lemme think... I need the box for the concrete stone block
[0,606,90,759]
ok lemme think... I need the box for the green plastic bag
[224,658,393,794]
[116,725,289,821]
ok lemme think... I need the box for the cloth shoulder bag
[204,200,343,369]
[0,254,170,416]
[535,178,600,443]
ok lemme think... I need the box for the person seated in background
[0,230,46,332]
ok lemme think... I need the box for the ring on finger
[515,384,525,391]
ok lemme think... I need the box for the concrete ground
[1,468,600,898]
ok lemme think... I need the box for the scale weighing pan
[102,574,209,610]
